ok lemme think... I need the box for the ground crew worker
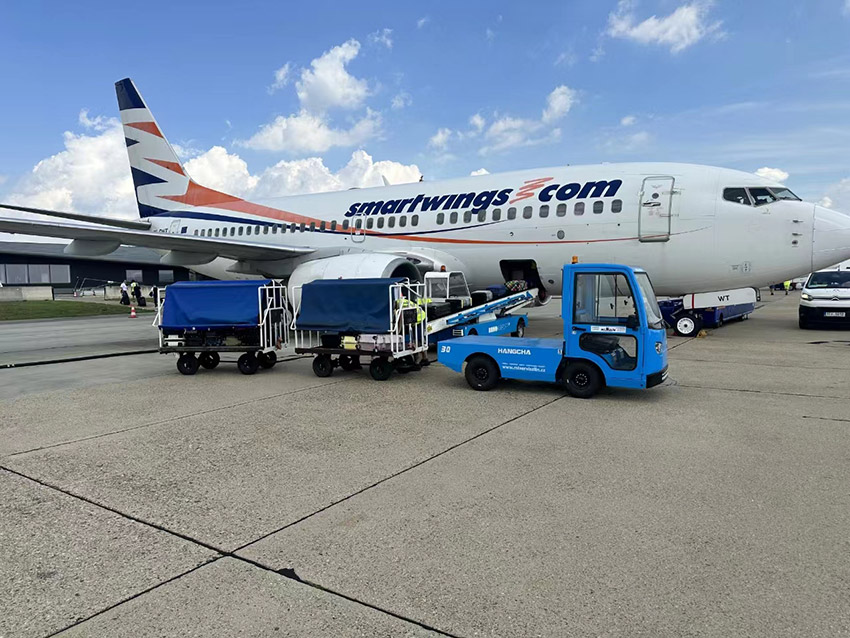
[783,279,791,295]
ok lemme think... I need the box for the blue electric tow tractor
[438,263,668,398]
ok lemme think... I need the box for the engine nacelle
[288,253,421,305]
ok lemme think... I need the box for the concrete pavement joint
[677,383,850,400]
[802,415,850,423]
[231,393,567,555]
[4,370,340,459]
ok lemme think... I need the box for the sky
[2,0,850,222]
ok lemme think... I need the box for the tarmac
[1,291,848,637]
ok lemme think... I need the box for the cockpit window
[748,188,777,206]
[769,187,800,201]
[723,188,751,205]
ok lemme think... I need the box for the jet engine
[288,253,421,304]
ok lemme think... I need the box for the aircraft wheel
[177,353,199,376]
[562,361,602,399]
[464,355,500,391]
[512,319,526,338]
[199,352,220,370]
[257,351,277,369]
[369,357,393,381]
[312,354,333,377]
[674,313,702,337]
[237,353,259,375]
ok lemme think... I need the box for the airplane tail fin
[115,78,192,218]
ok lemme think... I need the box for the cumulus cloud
[369,28,393,49]
[296,39,369,112]
[470,168,489,176]
[391,91,412,110]
[481,117,558,155]
[468,113,485,134]
[542,85,577,124]
[239,109,381,154]
[417,16,429,28]
[821,178,850,213]
[607,1,723,53]
[428,128,453,150]
[5,112,136,219]
[620,115,636,126]
[754,167,789,183]
[268,62,292,94]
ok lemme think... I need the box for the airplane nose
[812,205,850,270]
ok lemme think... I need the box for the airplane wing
[0,203,151,230]
[0,217,314,262]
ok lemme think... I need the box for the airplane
[1,77,849,305]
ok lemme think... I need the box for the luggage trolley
[291,277,428,381]
[154,280,289,375]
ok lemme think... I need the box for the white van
[799,260,850,329]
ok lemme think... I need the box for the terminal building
[0,241,195,290]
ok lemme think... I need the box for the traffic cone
[129,306,137,318]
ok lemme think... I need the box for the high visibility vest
[397,298,426,323]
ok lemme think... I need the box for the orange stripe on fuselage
[146,158,185,176]
[126,121,163,137]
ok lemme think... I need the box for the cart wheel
[464,355,500,391]
[257,351,277,369]
[199,352,220,370]
[562,361,602,399]
[177,353,200,376]
[512,319,526,338]
[369,357,393,381]
[339,354,360,371]
[312,354,333,377]
[468,329,478,336]
[674,313,702,337]
[237,353,259,375]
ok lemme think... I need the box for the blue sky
[2,0,850,215]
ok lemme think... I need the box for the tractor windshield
[635,273,664,329]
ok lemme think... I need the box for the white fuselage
[145,162,846,296]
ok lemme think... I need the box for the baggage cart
[292,277,427,381]
[154,280,288,375]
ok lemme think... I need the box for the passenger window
[271,225,278,234]
[523,206,532,219]
[237,227,243,236]
[507,207,517,220]
[330,221,337,231]
[255,225,261,234]
[723,188,751,205]
[309,222,316,232]
[214,228,220,237]
[355,219,362,229]
[193,229,199,236]
[200,229,205,237]
[388,216,395,228]
[366,218,374,229]
[556,203,567,217]
[412,215,419,226]
[477,209,486,222]
[492,208,501,221]
[246,226,252,235]
[748,188,776,206]
[320,221,326,232]
[399,216,407,228]
[612,199,622,213]
[263,226,269,234]
[450,211,458,224]
[574,202,585,216]
[290,223,297,233]
[593,201,603,214]
[463,210,472,223]
[300,222,306,232]
[539,205,549,218]
[437,213,444,225]
[377,217,385,229]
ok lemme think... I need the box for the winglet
[115,78,146,111]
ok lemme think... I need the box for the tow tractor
[660,287,757,337]
[423,271,534,344]
[438,263,668,398]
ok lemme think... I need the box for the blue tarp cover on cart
[161,280,272,330]
[296,278,404,333]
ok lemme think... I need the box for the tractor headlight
[655,341,664,354]
[800,293,812,301]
